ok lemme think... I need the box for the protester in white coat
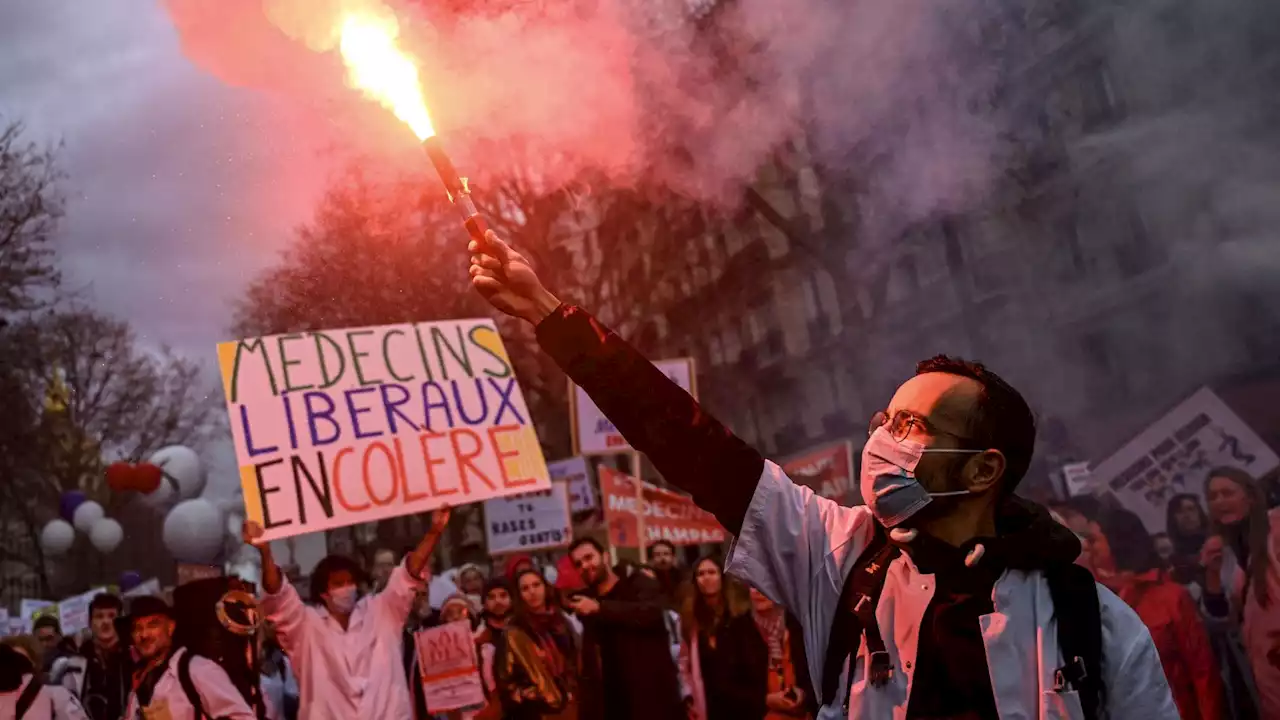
[124,597,257,720]
[468,232,1179,719]
[246,507,451,720]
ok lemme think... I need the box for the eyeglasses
[868,409,974,444]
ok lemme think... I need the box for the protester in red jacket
[1084,506,1224,720]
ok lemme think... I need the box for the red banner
[599,466,727,547]
[783,441,859,504]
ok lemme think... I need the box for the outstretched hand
[469,231,560,325]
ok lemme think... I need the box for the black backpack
[172,577,267,720]
[820,527,1104,720]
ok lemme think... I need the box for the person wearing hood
[245,507,451,720]
[456,564,488,616]
[466,232,1177,719]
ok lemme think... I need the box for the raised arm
[243,522,307,655]
[469,233,763,533]
[372,507,449,623]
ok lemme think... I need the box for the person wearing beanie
[123,596,256,720]
[503,555,535,582]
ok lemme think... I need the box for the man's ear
[964,450,1006,494]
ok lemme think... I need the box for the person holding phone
[747,588,814,720]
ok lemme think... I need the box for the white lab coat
[124,648,256,720]
[725,461,1179,720]
[262,562,423,720]
[0,675,89,720]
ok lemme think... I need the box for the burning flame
[338,14,435,141]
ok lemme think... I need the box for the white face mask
[860,426,981,527]
[326,584,358,615]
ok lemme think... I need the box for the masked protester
[123,596,256,720]
[245,507,451,720]
[467,232,1177,720]
[456,565,487,616]
[563,538,684,720]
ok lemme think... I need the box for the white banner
[550,457,596,513]
[1061,462,1093,498]
[484,479,573,554]
[1091,387,1279,533]
[570,358,695,455]
[57,587,109,636]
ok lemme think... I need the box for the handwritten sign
[218,320,551,542]
[600,466,726,547]
[58,587,109,636]
[571,358,695,455]
[484,478,573,555]
[783,441,857,504]
[1091,387,1279,533]
[550,457,596,513]
[416,620,485,712]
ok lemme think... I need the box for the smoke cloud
[158,0,1028,225]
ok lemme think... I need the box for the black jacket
[577,571,684,720]
[76,639,132,720]
[698,612,769,720]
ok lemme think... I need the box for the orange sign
[599,466,726,547]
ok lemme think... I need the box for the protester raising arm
[469,233,764,534]
[369,507,451,623]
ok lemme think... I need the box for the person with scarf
[1166,493,1211,587]
[746,589,815,720]
[1203,467,1278,719]
[1083,506,1223,720]
[678,557,766,720]
[496,570,583,720]
[123,596,256,720]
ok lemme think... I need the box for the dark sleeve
[726,615,769,718]
[787,613,819,715]
[592,573,669,632]
[536,305,765,533]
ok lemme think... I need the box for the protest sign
[123,578,163,598]
[1091,387,1279,533]
[600,466,726,547]
[58,587,109,636]
[19,599,55,634]
[571,358,695,455]
[484,478,573,554]
[218,319,551,542]
[7,618,22,637]
[550,457,596,513]
[415,620,486,712]
[783,441,858,504]
[1061,462,1093,498]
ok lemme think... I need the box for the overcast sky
[0,0,348,357]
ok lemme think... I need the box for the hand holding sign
[242,520,267,548]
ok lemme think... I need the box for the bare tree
[0,310,220,598]
[0,119,62,313]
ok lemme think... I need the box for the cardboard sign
[58,587,109,636]
[599,466,726,547]
[550,457,596,512]
[484,479,573,554]
[1091,387,1280,533]
[218,320,551,542]
[416,620,485,712]
[783,441,858,504]
[19,599,55,634]
[571,358,695,455]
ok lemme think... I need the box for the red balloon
[105,462,135,493]
[133,463,164,494]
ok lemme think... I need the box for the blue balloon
[119,571,142,592]
[59,490,88,523]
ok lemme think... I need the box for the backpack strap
[820,524,900,711]
[15,675,44,719]
[177,651,208,720]
[1046,563,1104,720]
